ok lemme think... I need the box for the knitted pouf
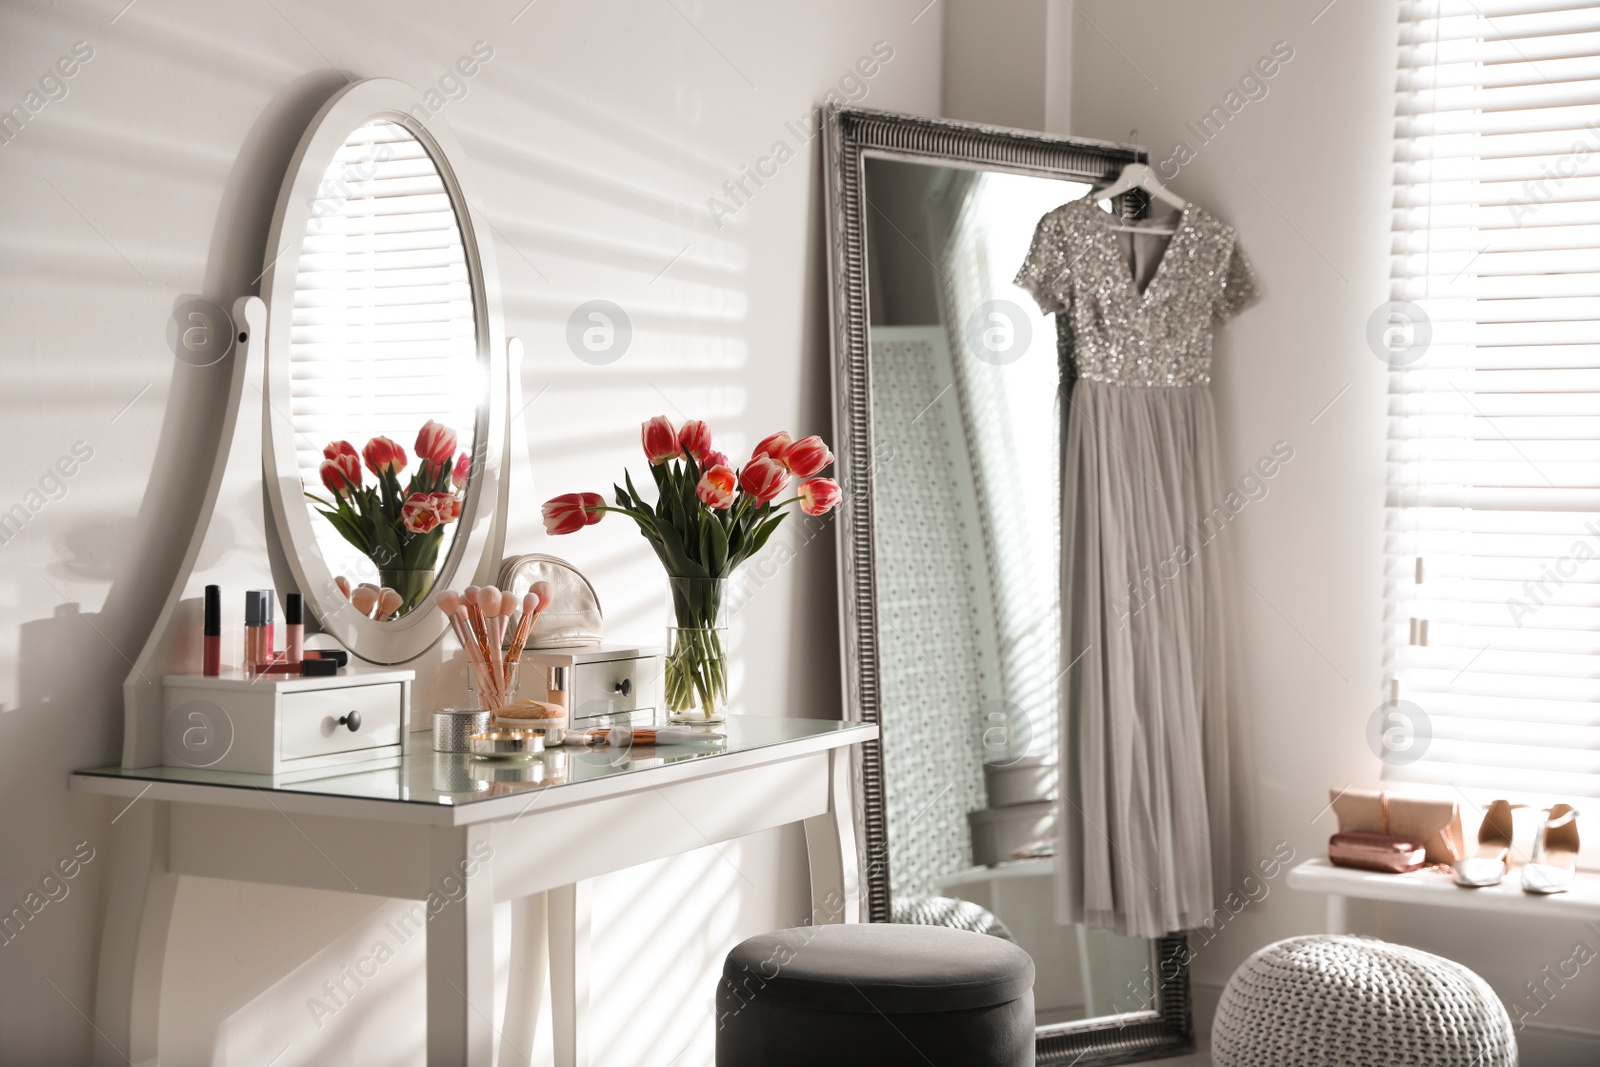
[1212,935,1516,1067]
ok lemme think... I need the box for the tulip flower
[542,492,606,535]
[696,465,737,510]
[415,419,457,466]
[642,415,678,465]
[799,477,842,516]
[320,440,361,496]
[678,419,713,463]
[739,454,789,503]
[452,452,472,489]
[785,435,834,478]
[703,449,731,471]
[752,431,792,466]
[363,436,408,478]
[401,492,442,534]
[431,491,463,523]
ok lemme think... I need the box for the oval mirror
[262,80,504,665]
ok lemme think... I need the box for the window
[1385,1,1600,801]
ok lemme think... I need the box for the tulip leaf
[654,519,705,578]
[740,513,788,564]
[701,516,729,579]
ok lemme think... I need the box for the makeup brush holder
[466,659,524,712]
[160,669,413,774]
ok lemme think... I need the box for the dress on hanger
[1015,196,1257,939]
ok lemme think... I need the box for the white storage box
[520,643,663,727]
[161,669,412,774]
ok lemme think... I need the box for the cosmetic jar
[433,707,493,753]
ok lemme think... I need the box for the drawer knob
[337,711,362,732]
[614,679,632,696]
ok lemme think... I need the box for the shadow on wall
[149,57,831,1067]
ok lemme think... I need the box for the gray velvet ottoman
[715,923,1036,1066]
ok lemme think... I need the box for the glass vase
[665,577,729,724]
[377,565,436,619]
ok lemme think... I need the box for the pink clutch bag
[1328,831,1427,874]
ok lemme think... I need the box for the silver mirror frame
[822,105,1194,1064]
[260,78,506,665]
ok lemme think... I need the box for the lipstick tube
[244,591,262,676]
[285,592,304,667]
[203,585,221,676]
[260,590,277,672]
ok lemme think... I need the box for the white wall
[1071,3,1600,1061]
[0,2,939,1063]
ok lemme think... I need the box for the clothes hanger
[1093,162,1185,236]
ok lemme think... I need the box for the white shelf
[1287,857,1600,923]
[939,857,1056,889]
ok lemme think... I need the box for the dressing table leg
[499,893,548,1067]
[1326,893,1348,935]
[803,745,860,923]
[549,880,592,1067]
[95,798,178,1067]
[426,825,495,1067]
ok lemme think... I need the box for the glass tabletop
[75,715,871,807]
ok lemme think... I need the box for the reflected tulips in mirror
[307,419,469,619]
[542,416,840,722]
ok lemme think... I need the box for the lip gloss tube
[244,591,262,675]
[261,590,276,671]
[285,592,304,667]
[203,585,221,676]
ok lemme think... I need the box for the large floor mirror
[825,108,1193,1063]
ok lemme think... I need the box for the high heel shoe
[1454,799,1520,888]
[1522,804,1580,895]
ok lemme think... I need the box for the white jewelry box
[161,669,413,774]
[519,643,663,727]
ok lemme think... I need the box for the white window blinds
[1387,1,1600,799]
[289,119,480,581]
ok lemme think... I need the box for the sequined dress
[1015,197,1258,939]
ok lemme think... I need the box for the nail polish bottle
[203,585,221,677]
[285,592,304,667]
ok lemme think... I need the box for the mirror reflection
[866,158,1153,1028]
[292,119,481,619]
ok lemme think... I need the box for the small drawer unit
[520,643,663,728]
[161,669,412,774]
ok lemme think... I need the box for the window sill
[1287,858,1600,924]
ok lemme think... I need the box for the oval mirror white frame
[261,79,505,665]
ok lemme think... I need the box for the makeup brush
[503,589,541,688]
[480,584,505,647]
[436,590,469,646]
[461,585,490,648]
[440,592,498,708]
[350,585,379,619]
[454,602,500,708]
[376,587,402,621]
[496,589,522,690]
[479,584,505,689]
[334,576,352,600]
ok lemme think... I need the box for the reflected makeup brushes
[350,584,379,619]
[341,580,402,621]
[375,588,402,620]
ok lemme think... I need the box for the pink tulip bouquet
[542,415,841,720]
[306,419,470,617]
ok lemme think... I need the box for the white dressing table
[74,715,874,1066]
